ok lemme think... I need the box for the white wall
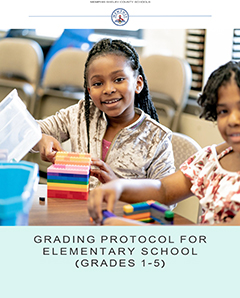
[142,29,186,58]
[203,28,233,85]
[179,114,223,147]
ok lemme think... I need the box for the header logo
[111,8,129,26]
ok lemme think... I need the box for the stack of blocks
[47,152,91,200]
[123,200,174,225]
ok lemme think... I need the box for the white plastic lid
[0,89,42,162]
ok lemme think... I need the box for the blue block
[47,173,89,182]
[124,202,152,213]
[151,202,169,213]
[101,210,116,225]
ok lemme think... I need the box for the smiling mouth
[229,133,240,137]
[102,98,122,104]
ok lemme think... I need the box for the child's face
[87,54,143,120]
[217,78,240,152]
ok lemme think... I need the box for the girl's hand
[88,179,123,224]
[33,134,64,163]
[90,158,118,183]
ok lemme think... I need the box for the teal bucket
[0,161,39,226]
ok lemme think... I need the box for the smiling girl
[33,38,175,189]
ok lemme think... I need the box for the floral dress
[180,145,240,224]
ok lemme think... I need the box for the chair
[172,132,202,170]
[171,132,202,224]
[41,29,93,77]
[0,37,43,115]
[141,54,192,131]
[29,48,87,175]
[34,47,87,119]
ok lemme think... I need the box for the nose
[228,110,240,126]
[103,81,116,94]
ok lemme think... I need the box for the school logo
[111,8,129,26]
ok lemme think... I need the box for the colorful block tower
[123,200,174,225]
[47,152,91,200]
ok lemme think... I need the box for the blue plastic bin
[0,161,39,226]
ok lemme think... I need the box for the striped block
[123,201,174,225]
[123,212,151,220]
[123,201,152,213]
[47,152,91,200]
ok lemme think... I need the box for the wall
[142,29,186,58]
[179,114,223,147]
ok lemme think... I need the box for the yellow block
[47,182,89,192]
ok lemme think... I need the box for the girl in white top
[88,61,240,225]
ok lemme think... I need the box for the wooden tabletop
[28,184,194,226]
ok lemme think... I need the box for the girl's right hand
[88,179,123,225]
[33,134,64,163]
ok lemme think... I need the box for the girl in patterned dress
[88,61,240,225]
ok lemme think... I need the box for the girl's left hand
[90,158,118,184]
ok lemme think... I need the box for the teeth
[103,98,120,104]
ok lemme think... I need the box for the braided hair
[83,38,159,153]
[197,60,240,121]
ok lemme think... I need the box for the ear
[135,75,144,94]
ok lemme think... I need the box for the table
[28,184,194,226]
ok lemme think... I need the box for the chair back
[172,132,202,170]
[141,54,192,131]
[0,37,43,84]
[42,48,88,90]
[34,48,87,119]
[171,132,202,224]
[0,37,43,114]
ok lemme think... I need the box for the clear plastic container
[0,161,39,226]
[0,89,41,162]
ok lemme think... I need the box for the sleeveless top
[180,145,240,224]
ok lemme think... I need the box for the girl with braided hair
[88,60,240,225]
[33,38,175,190]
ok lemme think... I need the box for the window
[232,29,240,61]
[185,29,206,98]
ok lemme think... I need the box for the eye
[217,109,228,116]
[92,82,102,87]
[115,77,125,83]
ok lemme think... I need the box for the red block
[47,189,89,200]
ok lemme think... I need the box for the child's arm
[88,170,193,224]
[32,134,64,163]
[230,211,240,225]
